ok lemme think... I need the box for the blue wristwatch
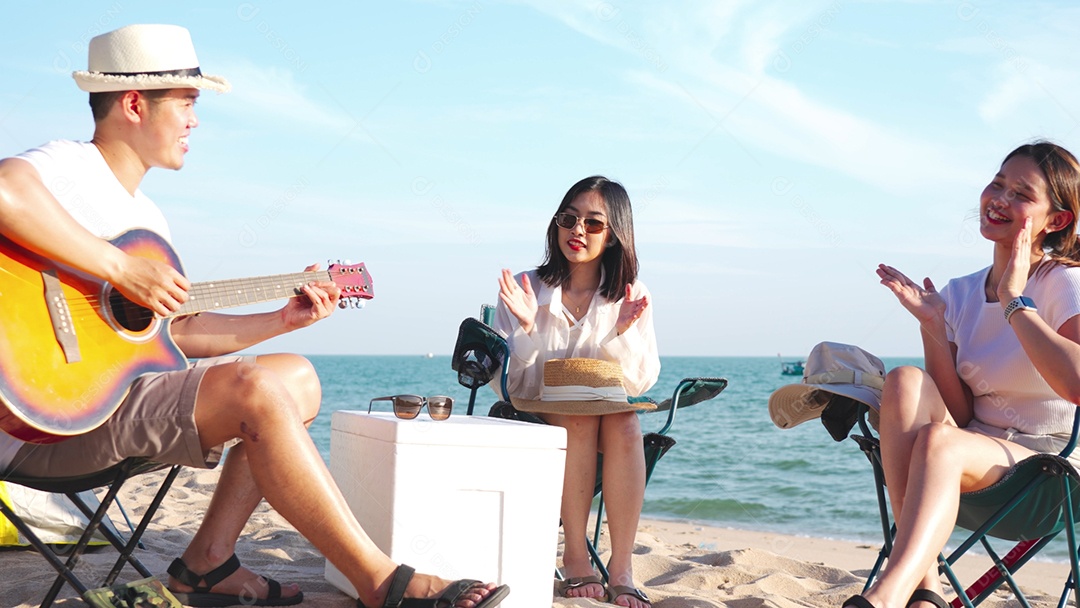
[1004,296,1037,323]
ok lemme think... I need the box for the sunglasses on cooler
[553,212,608,234]
[368,394,453,420]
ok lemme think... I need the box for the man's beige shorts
[6,355,254,478]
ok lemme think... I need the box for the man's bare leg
[168,355,318,600]
[171,355,497,607]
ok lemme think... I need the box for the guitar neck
[172,270,328,316]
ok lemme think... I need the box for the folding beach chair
[0,457,181,607]
[451,310,729,582]
[851,406,1080,608]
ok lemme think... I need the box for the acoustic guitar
[0,228,373,444]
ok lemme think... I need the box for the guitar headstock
[328,262,374,308]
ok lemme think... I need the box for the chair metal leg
[974,537,1034,608]
[938,461,1077,608]
[66,489,154,580]
[1061,476,1080,608]
[940,488,1050,607]
[586,533,609,583]
[1056,572,1076,608]
[104,465,181,584]
[853,435,893,592]
[0,459,177,607]
[0,498,91,605]
[862,524,894,594]
[959,537,1048,607]
[465,387,478,416]
[589,493,609,582]
[39,460,135,606]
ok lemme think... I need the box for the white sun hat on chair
[768,341,886,436]
[72,24,230,93]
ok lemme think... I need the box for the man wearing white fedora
[0,24,507,608]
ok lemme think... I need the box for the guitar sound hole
[107,289,153,332]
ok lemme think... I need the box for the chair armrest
[1060,408,1080,459]
[654,377,728,412]
[654,377,728,436]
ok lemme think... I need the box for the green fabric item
[956,454,1080,541]
[84,577,182,608]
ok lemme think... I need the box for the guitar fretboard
[172,270,328,316]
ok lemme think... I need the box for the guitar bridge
[42,270,81,364]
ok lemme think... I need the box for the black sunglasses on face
[554,212,608,234]
[368,395,453,420]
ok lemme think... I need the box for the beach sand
[2,467,1071,607]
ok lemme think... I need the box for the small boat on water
[778,354,805,376]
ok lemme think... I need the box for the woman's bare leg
[858,367,1036,608]
[544,412,604,599]
[598,412,647,608]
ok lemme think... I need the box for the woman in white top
[847,141,1080,608]
[495,176,660,608]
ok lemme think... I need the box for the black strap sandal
[360,564,511,608]
[843,595,877,608]
[908,589,950,608]
[167,554,302,606]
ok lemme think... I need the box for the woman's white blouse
[493,269,661,401]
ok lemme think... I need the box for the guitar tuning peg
[338,300,348,309]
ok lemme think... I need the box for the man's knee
[251,354,322,421]
[284,355,322,421]
[222,361,305,421]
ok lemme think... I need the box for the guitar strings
[56,269,356,323]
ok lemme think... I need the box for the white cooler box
[325,411,566,608]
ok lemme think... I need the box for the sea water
[305,354,1068,561]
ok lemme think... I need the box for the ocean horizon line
[284,353,927,360]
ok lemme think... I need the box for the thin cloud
[978,66,1036,124]
[522,1,984,195]
[214,58,354,130]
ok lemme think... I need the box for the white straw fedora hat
[768,342,885,439]
[73,24,230,93]
[511,358,657,416]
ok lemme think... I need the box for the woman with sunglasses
[493,175,660,608]
[847,141,1080,608]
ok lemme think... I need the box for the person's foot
[167,553,302,605]
[608,585,650,608]
[559,558,605,599]
[366,564,507,608]
[607,569,649,608]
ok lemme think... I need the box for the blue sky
[3,1,1080,357]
